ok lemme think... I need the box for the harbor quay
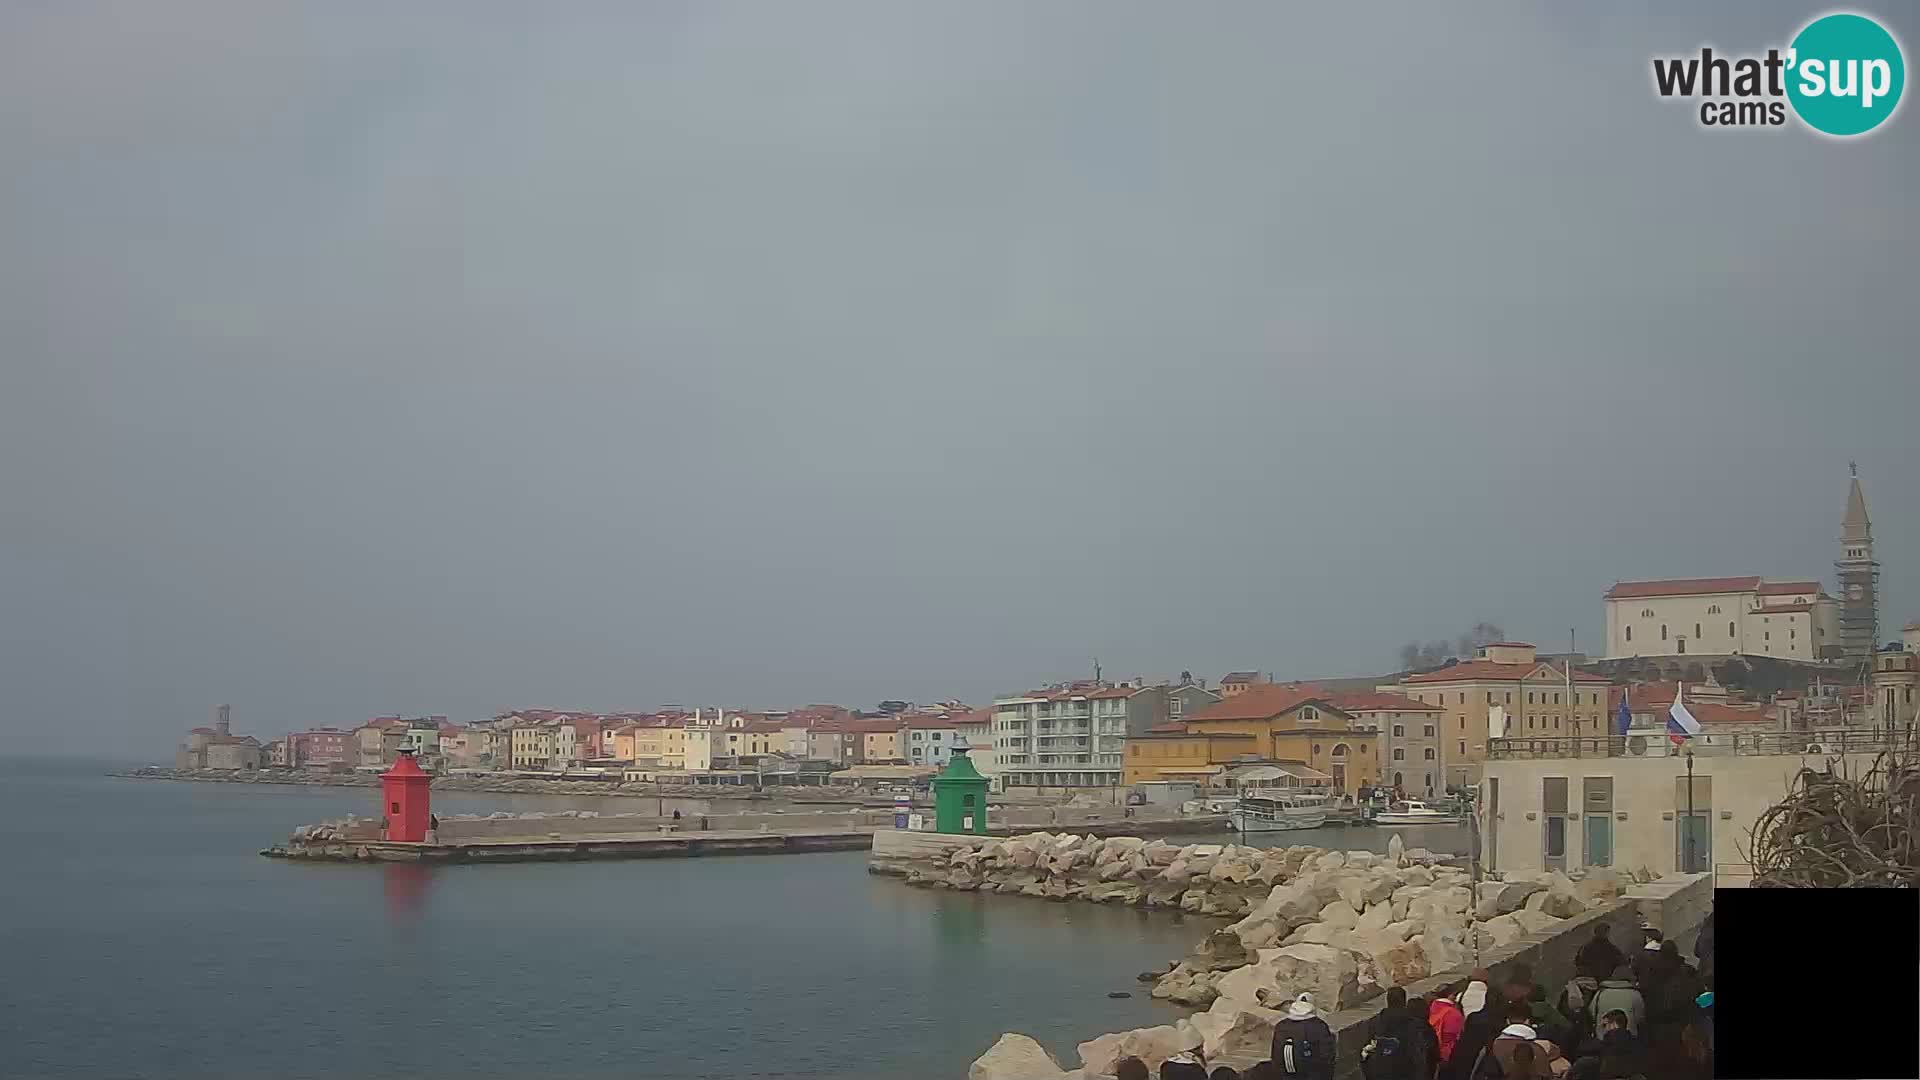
[260,753,1226,862]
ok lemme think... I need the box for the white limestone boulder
[972,1034,1069,1080]
[1076,1022,1200,1077]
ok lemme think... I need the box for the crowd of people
[1109,915,1715,1080]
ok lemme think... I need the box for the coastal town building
[952,708,997,778]
[1479,725,1901,885]
[175,705,266,770]
[901,713,961,767]
[992,682,1134,789]
[1600,469,1878,668]
[1217,671,1268,698]
[1602,576,1837,663]
[1122,677,1223,735]
[1870,623,1920,730]
[1327,691,1445,798]
[355,717,411,768]
[1168,684,1384,796]
[1387,642,1610,792]
[848,717,907,763]
[509,723,558,770]
[285,728,353,768]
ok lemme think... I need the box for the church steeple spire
[1836,464,1879,668]
[1842,462,1872,544]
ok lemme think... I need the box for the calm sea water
[1,759,1241,1080]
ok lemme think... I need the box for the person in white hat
[1268,992,1335,1078]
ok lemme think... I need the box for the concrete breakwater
[263,810,1226,864]
[869,831,1709,1079]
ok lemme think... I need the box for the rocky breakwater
[953,834,1645,1080]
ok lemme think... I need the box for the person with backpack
[1361,986,1430,1080]
[1160,1047,1210,1080]
[1588,964,1645,1037]
[1556,970,1601,1045]
[1566,1009,1650,1080]
[1501,965,1570,1050]
[1439,991,1507,1080]
[1427,984,1466,1067]
[1574,924,1625,982]
[1488,1002,1553,1079]
[1270,993,1335,1080]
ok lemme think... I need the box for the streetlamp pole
[1684,748,1697,872]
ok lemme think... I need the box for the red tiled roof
[1324,691,1442,713]
[899,714,961,730]
[1220,671,1264,683]
[1757,581,1823,596]
[841,717,907,734]
[190,727,216,735]
[1132,729,1257,740]
[1606,576,1761,599]
[1184,683,1344,723]
[1405,660,1608,685]
[1757,602,1814,613]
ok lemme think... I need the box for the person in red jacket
[1427,982,1466,1066]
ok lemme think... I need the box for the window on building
[1459,740,1467,755]
[1661,624,1668,640]
[1695,623,1702,638]
[1642,608,1654,617]
[1765,631,1770,641]
[1486,692,1494,704]
[1553,693,1561,705]
[1729,621,1736,637]
[1423,748,1436,760]
[1708,605,1720,615]
[1457,693,1466,705]
[1505,693,1512,704]
[1169,699,1183,717]
[1393,724,1406,737]
[1393,748,1405,761]
[1790,629,1796,640]
[1626,626,1632,642]
[1360,744,1369,754]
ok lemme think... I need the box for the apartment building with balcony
[992,682,1134,788]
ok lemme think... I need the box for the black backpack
[1273,1020,1322,1076]
[1363,1016,1422,1080]
[1463,1043,1505,1080]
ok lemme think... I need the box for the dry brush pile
[1747,737,1920,888]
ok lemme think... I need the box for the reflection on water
[383,863,434,918]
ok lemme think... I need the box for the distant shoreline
[108,768,860,802]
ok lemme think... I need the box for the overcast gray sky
[3,3,1915,755]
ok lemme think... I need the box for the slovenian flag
[1667,683,1702,746]
[1615,689,1632,737]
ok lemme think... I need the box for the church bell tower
[1836,463,1879,668]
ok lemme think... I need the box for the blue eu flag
[1615,690,1632,736]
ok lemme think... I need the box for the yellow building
[510,725,558,770]
[1176,684,1384,796]
[1388,641,1610,791]
[722,727,779,757]
[606,725,638,763]
[1122,732,1258,784]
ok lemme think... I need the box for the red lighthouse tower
[381,750,432,843]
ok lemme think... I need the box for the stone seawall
[872,832,1711,1080]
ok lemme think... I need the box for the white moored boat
[1370,800,1464,826]
[1228,791,1329,833]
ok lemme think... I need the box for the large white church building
[1601,470,1877,665]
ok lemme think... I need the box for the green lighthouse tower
[931,747,990,834]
